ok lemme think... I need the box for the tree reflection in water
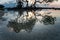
[7,10,56,33]
[7,19,36,33]
[40,15,56,25]
[7,10,36,33]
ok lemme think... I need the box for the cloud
[49,0,60,8]
[0,0,16,4]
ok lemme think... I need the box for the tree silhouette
[17,1,23,8]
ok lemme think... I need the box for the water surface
[0,9,60,40]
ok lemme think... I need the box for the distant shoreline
[1,7,60,10]
[5,7,60,10]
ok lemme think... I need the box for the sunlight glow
[27,0,35,4]
[27,12,34,19]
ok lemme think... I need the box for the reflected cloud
[0,10,4,19]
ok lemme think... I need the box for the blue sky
[0,0,16,4]
[0,0,16,8]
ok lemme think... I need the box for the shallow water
[0,9,60,40]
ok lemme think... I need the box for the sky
[0,0,16,4]
[49,0,60,8]
[0,0,60,8]
[0,0,16,8]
